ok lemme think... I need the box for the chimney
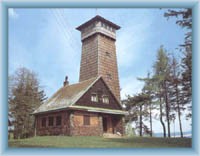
[63,76,69,86]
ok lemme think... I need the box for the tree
[164,9,192,48]
[168,56,185,137]
[9,67,47,139]
[181,47,192,120]
[124,93,150,136]
[138,72,155,137]
[153,46,171,137]
[125,122,135,137]
[164,9,192,121]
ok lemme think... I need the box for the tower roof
[76,15,120,31]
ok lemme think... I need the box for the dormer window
[102,95,109,104]
[91,93,98,102]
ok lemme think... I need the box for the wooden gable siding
[75,78,122,110]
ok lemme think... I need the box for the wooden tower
[76,15,121,102]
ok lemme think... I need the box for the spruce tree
[153,46,171,137]
[164,8,192,121]
[9,67,47,139]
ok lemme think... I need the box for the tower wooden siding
[77,16,121,102]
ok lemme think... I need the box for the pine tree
[164,8,192,122]
[9,67,47,139]
[138,72,155,137]
[168,56,185,137]
[181,47,192,120]
[153,46,171,137]
[124,93,150,136]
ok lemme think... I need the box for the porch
[101,114,124,136]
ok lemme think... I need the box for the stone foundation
[35,110,70,136]
[35,110,124,136]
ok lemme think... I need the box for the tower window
[91,93,98,102]
[105,51,111,58]
[102,95,109,104]
[106,73,112,80]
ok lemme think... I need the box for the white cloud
[9,8,19,19]
[120,75,144,100]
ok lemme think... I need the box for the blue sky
[8,8,191,134]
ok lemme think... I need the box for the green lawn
[8,136,192,148]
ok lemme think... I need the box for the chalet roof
[33,77,97,114]
[33,76,126,115]
[76,15,121,31]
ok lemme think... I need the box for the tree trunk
[164,81,171,138]
[139,105,143,137]
[159,96,166,138]
[149,101,152,137]
[176,84,183,138]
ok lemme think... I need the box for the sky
[8,8,191,134]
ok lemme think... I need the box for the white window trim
[91,93,98,102]
[102,95,109,104]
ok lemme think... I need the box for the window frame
[91,93,98,102]
[102,95,109,104]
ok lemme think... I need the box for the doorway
[103,117,107,132]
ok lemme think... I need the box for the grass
[8,136,192,148]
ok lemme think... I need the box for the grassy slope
[8,136,192,148]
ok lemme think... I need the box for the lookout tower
[76,15,121,102]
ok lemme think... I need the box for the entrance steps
[103,133,122,138]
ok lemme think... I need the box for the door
[103,117,107,132]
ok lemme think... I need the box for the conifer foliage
[9,67,47,139]
[123,9,192,137]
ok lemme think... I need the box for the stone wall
[70,111,103,136]
[35,110,70,136]
[35,110,124,136]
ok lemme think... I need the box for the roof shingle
[33,77,97,114]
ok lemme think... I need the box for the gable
[75,78,122,110]
[33,77,97,114]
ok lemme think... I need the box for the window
[83,115,90,125]
[102,23,107,29]
[56,116,62,126]
[41,117,46,127]
[102,95,109,104]
[91,93,98,102]
[106,73,112,80]
[105,51,111,58]
[48,116,54,126]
